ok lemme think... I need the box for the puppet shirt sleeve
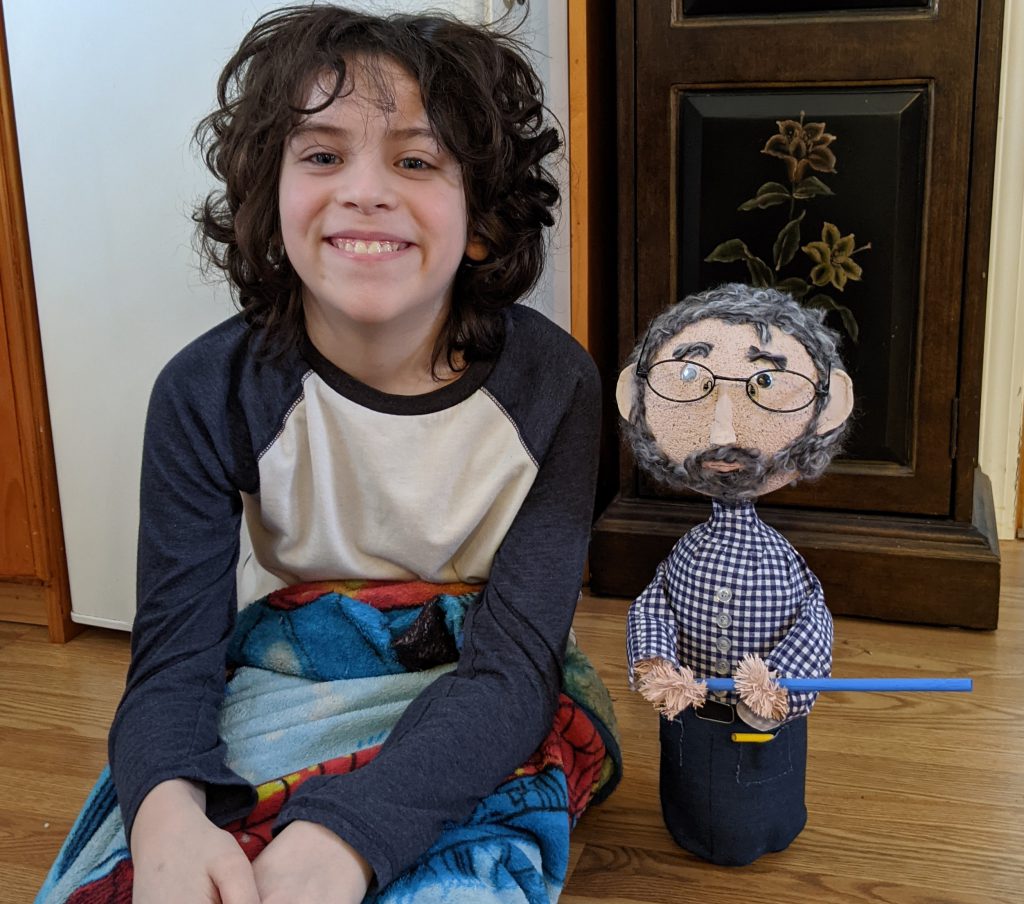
[626,557,684,685]
[764,563,834,722]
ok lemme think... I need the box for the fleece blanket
[36,580,621,904]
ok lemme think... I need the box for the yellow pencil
[731,732,775,743]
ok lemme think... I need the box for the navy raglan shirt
[107,304,601,889]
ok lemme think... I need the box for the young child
[38,6,618,904]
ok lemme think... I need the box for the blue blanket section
[36,586,620,904]
[228,590,470,680]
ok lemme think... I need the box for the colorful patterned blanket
[37,581,621,904]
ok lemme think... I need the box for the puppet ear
[815,368,854,435]
[616,363,638,420]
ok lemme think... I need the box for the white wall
[980,0,1024,541]
[6,0,569,629]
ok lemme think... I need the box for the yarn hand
[734,653,789,721]
[634,658,708,718]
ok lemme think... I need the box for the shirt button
[714,659,730,675]
[714,588,733,603]
[715,612,733,628]
[715,636,731,652]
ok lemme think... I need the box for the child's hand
[130,778,259,904]
[253,820,373,904]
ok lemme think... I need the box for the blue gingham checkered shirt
[626,498,833,721]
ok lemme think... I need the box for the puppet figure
[617,283,854,866]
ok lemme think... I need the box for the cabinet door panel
[631,1,979,515]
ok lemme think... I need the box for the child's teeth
[339,239,399,253]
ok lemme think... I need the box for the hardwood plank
[563,541,1024,903]
[4,544,1023,903]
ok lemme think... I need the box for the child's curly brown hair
[193,3,561,369]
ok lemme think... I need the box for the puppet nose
[709,388,737,446]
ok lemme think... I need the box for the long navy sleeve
[107,306,601,888]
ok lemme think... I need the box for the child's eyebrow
[288,122,439,144]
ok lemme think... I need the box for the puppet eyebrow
[671,342,713,360]
[747,346,788,370]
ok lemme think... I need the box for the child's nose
[709,386,737,446]
[337,160,397,212]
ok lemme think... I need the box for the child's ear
[465,237,488,261]
[616,364,638,421]
[815,368,854,435]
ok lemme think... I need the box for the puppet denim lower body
[658,708,807,866]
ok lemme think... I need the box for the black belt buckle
[695,699,735,724]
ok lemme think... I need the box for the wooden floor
[3,543,1022,903]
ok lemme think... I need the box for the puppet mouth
[701,461,743,473]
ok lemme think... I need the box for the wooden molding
[1017,404,1024,536]
[0,9,78,642]
[0,582,47,626]
[568,0,590,350]
[567,0,615,361]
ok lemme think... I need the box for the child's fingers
[209,843,261,904]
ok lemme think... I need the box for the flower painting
[706,113,870,342]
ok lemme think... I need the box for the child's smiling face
[278,56,473,345]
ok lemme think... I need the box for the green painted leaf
[793,176,835,200]
[775,277,809,299]
[804,294,860,343]
[739,192,790,211]
[705,238,752,263]
[745,256,774,288]
[804,293,836,310]
[738,182,793,211]
[836,304,860,343]
[773,210,806,270]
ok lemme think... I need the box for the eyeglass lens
[645,360,817,412]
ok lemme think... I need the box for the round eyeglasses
[641,359,828,413]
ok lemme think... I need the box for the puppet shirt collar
[709,497,760,529]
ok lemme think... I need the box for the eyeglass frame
[634,328,831,415]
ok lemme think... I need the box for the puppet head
[616,283,854,502]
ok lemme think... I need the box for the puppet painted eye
[755,372,774,389]
[679,363,700,383]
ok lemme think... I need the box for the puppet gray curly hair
[622,283,851,498]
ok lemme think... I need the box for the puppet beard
[678,445,792,502]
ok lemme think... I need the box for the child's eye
[306,151,340,166]
[397,157,432,171]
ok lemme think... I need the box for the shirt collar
[709,497,760,529]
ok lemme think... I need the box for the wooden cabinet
[0,17,75,641]
[587,1,1002,628]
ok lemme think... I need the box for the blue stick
[703,677,973,693]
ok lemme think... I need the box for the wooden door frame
[0,3,77,642]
